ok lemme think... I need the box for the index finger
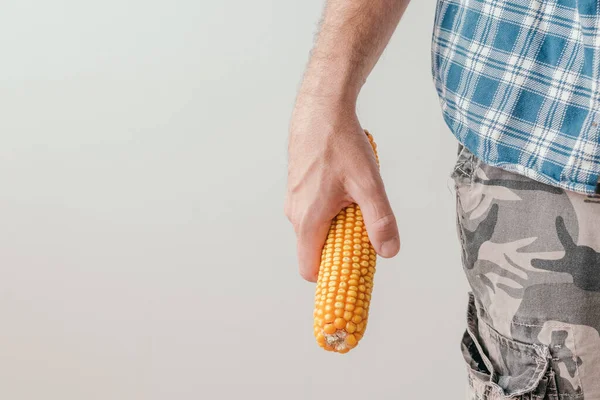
[297,217,331,282]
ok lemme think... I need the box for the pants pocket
[451,144,478,186]
[462,293,556,399]
[451,144,478,270]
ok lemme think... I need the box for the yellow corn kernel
[345,334,357,347]
[323,324,336,335]
[313,130,378,353]
[334,318,346,330]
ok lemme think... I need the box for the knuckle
[369,213,397,232]
[284,206,293,222]
[284,199,298,226]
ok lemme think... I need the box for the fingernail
[380,236,400,258]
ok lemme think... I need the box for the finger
[297,216,331,282]
[352,179,400,258]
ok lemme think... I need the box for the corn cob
[313,130,379,353]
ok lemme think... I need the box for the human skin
[285,0,412,282]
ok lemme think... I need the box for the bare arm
[300,0,410,102]
[285,0,411,281]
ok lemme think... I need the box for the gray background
[0,1,468,399]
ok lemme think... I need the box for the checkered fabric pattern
[432,0,600,194]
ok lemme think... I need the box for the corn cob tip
[324,330,348,351]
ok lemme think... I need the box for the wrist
[298,54,365,105]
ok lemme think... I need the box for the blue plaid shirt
[432,0,600,194]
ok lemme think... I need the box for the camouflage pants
[452,146,600,400]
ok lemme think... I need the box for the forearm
[299,0,411,103]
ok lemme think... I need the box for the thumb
[353,180,400,258]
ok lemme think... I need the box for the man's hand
[286,95,400,282]
[285,0,409,281]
